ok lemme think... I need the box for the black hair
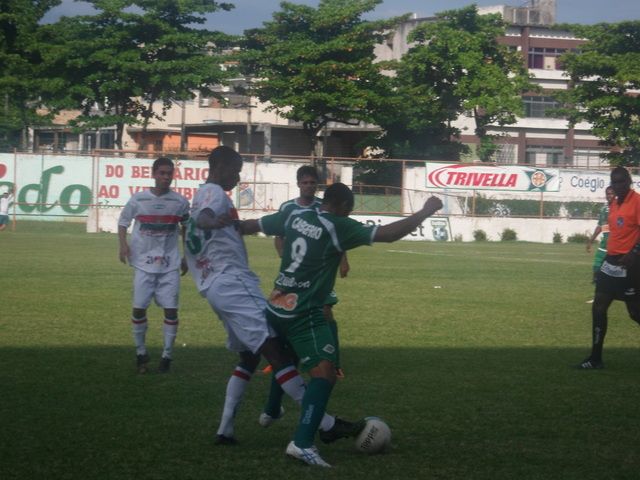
[208,145,242,170]
[322,182,354,210]
[152,157,174,173]
[611,166,631,180]
[296,165,319,182]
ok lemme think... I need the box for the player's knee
[238,351,260,373]
[310,360,337,385]
[164,309,178,321]
[132,308,147,319]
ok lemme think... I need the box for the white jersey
[118,189,190,274]
[185,182,253,292]
[0,194,13,215]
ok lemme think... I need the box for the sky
[41,1,640,34]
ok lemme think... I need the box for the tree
[38,0,235,150]
[243,0,405,157]
[558,21,640,166]
[0,0,60,150]
[381,5,534,162]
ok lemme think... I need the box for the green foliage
[558,21,640,166]
[36,0,235,148]
[377,5,535,161]
[243,0,406,156]
[500,228,517,241]
[553,231,563,244]
[0,0,61,149]
[473,229,487,241]
[568,232,590,243]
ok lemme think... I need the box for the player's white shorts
[203,271,273,354]
[133,268,180,309]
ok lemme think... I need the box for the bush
[553,232,563,244]
[454,234,463,242]
[567,233,590,244]
[473,229,487,241]
[500,228,517,241]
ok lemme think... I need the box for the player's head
[152,157,175,192]
[296,166,319,200]
[610,166,632,201]
[322,182,354,217]
[605,185,615,204]
[208,146,243,191]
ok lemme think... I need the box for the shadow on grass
[2,346,639,480]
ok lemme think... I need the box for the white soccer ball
[354,417,391,454]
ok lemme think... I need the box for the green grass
[1,221,640,479]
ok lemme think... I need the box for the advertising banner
[426,163,560,192]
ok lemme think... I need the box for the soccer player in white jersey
[0,187,15,231]
[241,183,442,467]
[185,146,363,448]
[118,157,190,374]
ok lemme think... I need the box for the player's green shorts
[324,289,338,306]
[266,308,337,372]
[593,248,607,272]
[0,214,8,225]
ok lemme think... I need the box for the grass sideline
[1,221,639,479]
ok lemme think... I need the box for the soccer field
[1,222,639,479]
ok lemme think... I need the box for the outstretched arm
[196,208,235,230]
[373,196,443,243]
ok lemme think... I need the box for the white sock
[131,317,148,356]
[217,366,252,438]
[162,318,178,359]
[274,366,335,431]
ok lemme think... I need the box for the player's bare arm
[374,196,443,243]
[587,225,602,253]
[339,253,349,278]
[238,219,261,235]
[118,225,130,264]
[196,208,235,230]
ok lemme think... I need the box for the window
[528,47,566,70]
[525,146,566,166]
[523,96,561,118]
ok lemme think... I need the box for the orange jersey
[607,190,640,254]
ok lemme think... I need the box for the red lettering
[98,185,120,198]
[105,165,123,178]
[128,186,151,195]
[131,166,151,178]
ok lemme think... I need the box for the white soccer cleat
[285,441,331,467]
[258,406,285,428]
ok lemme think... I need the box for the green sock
[294,377,333,448]
[328,319,340,369]
[263,373,285,418]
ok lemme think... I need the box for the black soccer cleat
[136,353,150,374]
[158,357,172,373]
[576,358,604,370]
[214,434,238,446]
[318,417,366,444]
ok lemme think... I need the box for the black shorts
[596,255,640,300]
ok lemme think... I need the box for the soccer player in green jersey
[587,186,615,284]
[263,165,348,377]
[241,183,442,466]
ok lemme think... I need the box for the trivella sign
[426,163,560,192]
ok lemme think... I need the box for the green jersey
[260,208,377,318]
[278,197,321,215]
